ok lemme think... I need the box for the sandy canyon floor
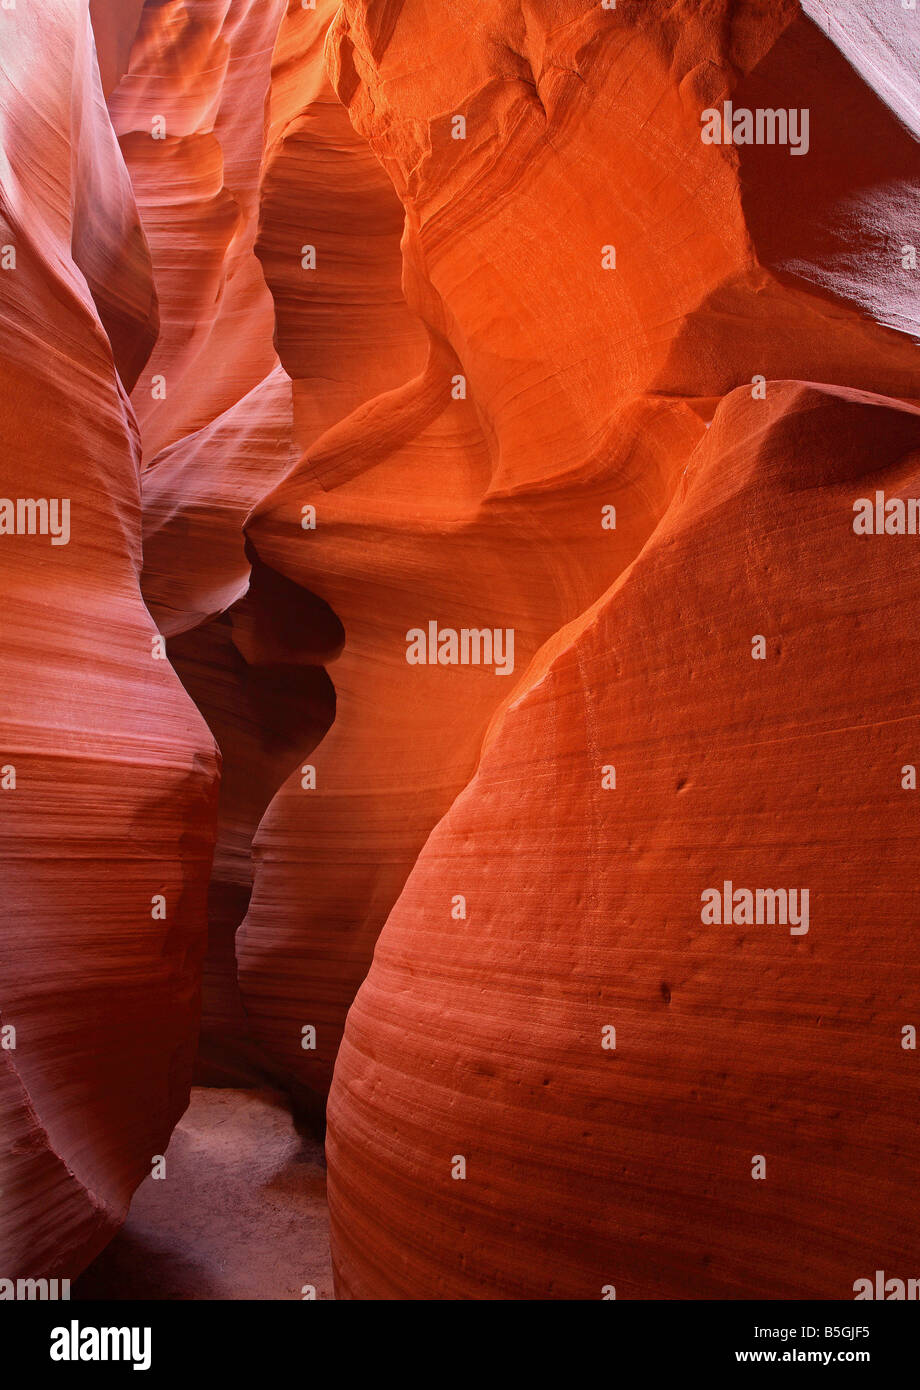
[74,1090,333,1301]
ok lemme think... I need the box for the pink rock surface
[0,0,218,1279]
[109,0,285,460]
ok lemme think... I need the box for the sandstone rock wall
[1,0,917,1297]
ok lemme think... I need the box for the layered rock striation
[1,0,918,1298]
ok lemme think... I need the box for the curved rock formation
[109,0,286,459]
[328,381,920,1299]
[0,0,218,1279]
[319,0,920,1298]
[89,0,146,97]
[240,0,920,1111]
[240,379,701,1096]
[3,0,919,1301]
[140,363,348,1084]
[136,0,430,1087]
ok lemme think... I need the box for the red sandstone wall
[1,0,918,1297]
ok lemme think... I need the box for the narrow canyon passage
[1,0,919,1316]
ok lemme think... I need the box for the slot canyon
[1,0,919,1304]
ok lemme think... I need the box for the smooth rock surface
[3,0,919,1300]
[328,382,920,1299]
[0,0,218,1280]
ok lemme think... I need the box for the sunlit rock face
[319,1,920,1299]
[327,381,920,1299]
[1,0,918,1298]
[239,0,920,1112]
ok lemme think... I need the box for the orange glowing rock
[3,0,920,1300]
[327,382,920,1299]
